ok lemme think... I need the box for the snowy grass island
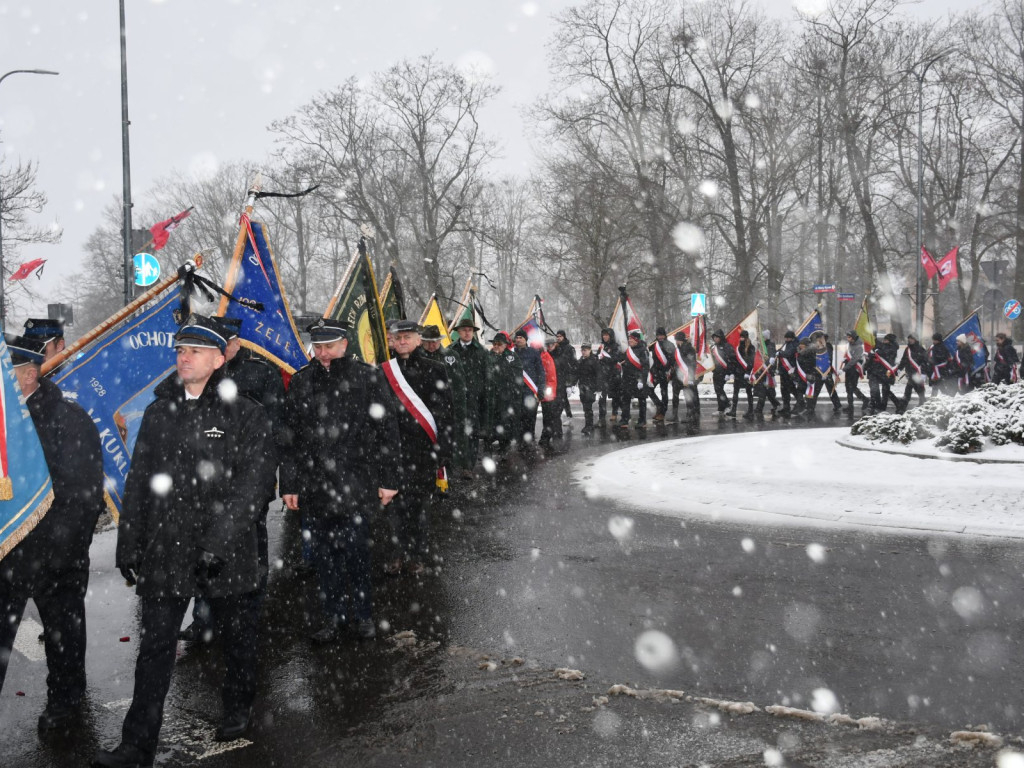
[575,427,1023,539]
[847,382,1024,458]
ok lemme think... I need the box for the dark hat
[656,326,667,337]
[306,317,348,344]
[420,324,444,342]
[5,333,45,366]
[391,319,420,334]
[907,333,918,342]
[846,329,856,338]
[784,330,796,339]
[712,328,725,338]
[628,329,643,340]
[932,332,944,342]
[739,329,749,339]
[581,341,592,349]
[22,318,63,341]
[217,316,243,340]
[489,333,508,344]
[674,331,687,341]
[498,331,513,345]
[453,317,479,331]
[174,314,228,353]
[556,329,567,338]
[884,333,898,343]
[545,335,558,345]
[514,328,528,340]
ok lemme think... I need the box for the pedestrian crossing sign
[690,293,707,316]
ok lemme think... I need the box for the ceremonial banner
[796,309,824,340]
[450,278,486,344]
[325,238,389,364]
[0,338,53,561]
[666,315,711,377]
[609,286,643,345]
[51,289,181,519]
[379,266,406,325]
[943,310,987,373]
[725,308,763,373]
[937,247,960,292]
[217,216,308,373]
[853,298,875,354]
[517,295,549,349]
[920,247,940,281]
[149,207,193,251]
[418,294,452,347]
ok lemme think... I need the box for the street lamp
[0,68,59,330]
[913,49,954,339]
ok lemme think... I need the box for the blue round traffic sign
[133,253,161,287]
[1005,299,1022,321]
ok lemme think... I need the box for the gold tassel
[0,477,12,501]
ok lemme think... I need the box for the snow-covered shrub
[850,382,1024,455]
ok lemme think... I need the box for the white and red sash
[843,350,864,378]
[522,370,539,397]
[653,342,669,367]
[873,350,898,376]
[904,349,924,376]
[734,345,750,371]
[625,346,644,370]
[796,358,814,397]
[597,345,611,360]
[711,344,729,370]
[381,359,438,444]
[674,348,690,385]
[929,346,946,381]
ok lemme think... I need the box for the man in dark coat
[619,329,649,428]
[777,330,804,417]
[709,328,736,416]
[595,328,621,425]
[753,329,780,418]
[277,318,401,643]
[954,334,977,394]
[180,316,285,643]
[731,330,756,419]
[421,325,470,464]
[993,332,1020,385]
[866,332,900,412]
[670,330,700,425]
[841,330,870,415]
[795,338,822,417]
[929,332,956,396]
[0,334,103,735]
[576,342,600,435]
[648,327,675,422]
[896,333,930,412]
[513,329,545,445]
[483,332,520,451]
[450,318,489,474]
[555,330,577,421]
[381,320,453,574]
[95,316,276,767]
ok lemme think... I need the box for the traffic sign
[837,293,856,301]
[813,284,836,293]
[690,293,707,316]
[1005,299,1022,321]
[133,253,161,287]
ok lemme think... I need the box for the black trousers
[390,482,433,564]
[598,380,621,420]
[580,387,596,427]
[844,371,869,407]
[649,378,668,416]
[521,394,540,441]
[121,592,259,756]
[671,381,700,421]
[0,568,89,708]
[868,375,899,411]
[731,378,753,413]
[540,399,562,442]
[780,371,803,412]
[712,372,730,412]
[902,378,926,407]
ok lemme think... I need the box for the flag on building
[936,247,960,292]
[943,309,986,373]
[216,215,308,373]
[853,298,875,354]
[418,293,451,348]
[324,237,389,364]
[0,338,53,560]
[149,207,193,251]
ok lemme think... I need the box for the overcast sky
[0,0,974,328]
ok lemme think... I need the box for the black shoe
[726,410,737,418]
[215,708,253,742]
[178,622,212,642]
[635,420,646,428]
[92,744,154,768]
[742,411,754,420]
[356,619,377,640]
[309,626,342,644]
[38,702,79,734]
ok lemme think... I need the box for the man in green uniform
[420,325,468,473]
[450,317,489,476]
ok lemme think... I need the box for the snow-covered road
[575,428,1023,539]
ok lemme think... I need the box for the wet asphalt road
[0,407,1021,766]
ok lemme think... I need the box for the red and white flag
[936,247,959,292]
[149,207,194,251]
[920,247,939,281]
[10,258,46,281]
[725,309,763,372]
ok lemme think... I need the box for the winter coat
[576,354,600,398]
[596,330,622,391]
[898,343,930,381]
[620,341,649,393]
[515,344,546,401]
[673,339,698,386]
[796,346,821,386]
[710,340,738,378]
[278,356,401,512]
[555,338,578,388]
[0,378,104,593]
[955,343,976,377]
[842,339,865,376]
[649,339,675,383]
[994,338,1020,379]
[383,348,454,487]
[778,338,800,379]
[226,349,285,429]
[484,347,522,439]
[735,341,757,379]
[424,345,469,465]
[117,370,276,599]
[929,342,954,380]
[866,341,898,381]
[451,337,490,433]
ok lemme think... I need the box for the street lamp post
[914,50,953,339]
[0,68,59,330]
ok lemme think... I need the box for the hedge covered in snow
[849,382,1024,455]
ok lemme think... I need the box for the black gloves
[196,550,225,584]
[119,563,139,586]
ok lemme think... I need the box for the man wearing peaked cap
[450,316,488,474]
[421,324,470,474]
[277,315,400,644]
[179,315,284,645]
[0,333,103,736]
[23,318,65,362]
[96,314,276,765]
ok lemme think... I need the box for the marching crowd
[0,310,1019,767]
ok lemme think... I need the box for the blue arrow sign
[133,253,161,287]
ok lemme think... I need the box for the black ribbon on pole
[254,184,321,200]
[470,290,501,332]
[176,261,264,323]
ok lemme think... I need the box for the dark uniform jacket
[555,338,578,388]
[779,338,800,378]
[576,354,600,398]
[797,346,821,386]
[278,356,401,512]
[383,349,454,485]
[711,340,738,377]
[866,340,898,381]
[620,342,649,392]
[515,344,546,397]
[226,349,285,428]
[424,345,469,457]
[117,370,275,599]
[596,330,621,391]
[0,378,104,592]
[484,348,520,437]
[735,341,757,378]
[898,343,931,380]
[994,339,1020,379]
[451,337,489,434]
[649,339,675,383]
[929,342,954,380]
[673,339,698,385]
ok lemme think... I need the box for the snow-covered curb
[838,433,1024,464]
[575,429,1024,540]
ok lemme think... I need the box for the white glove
[637,380,644,391]
[745,374,752,382]
[768,356,776,366]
